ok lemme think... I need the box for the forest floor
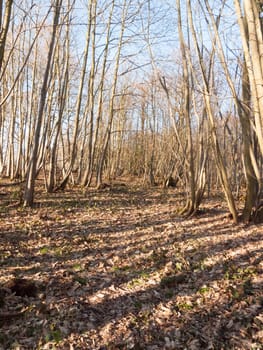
[0,182,262,350]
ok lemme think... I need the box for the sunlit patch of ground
[0,185,262,349]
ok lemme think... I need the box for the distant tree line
[0,0,262,222]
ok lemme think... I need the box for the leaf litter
[0,185,262,349]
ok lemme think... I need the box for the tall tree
[24,0,62,206]
[176,0,196,216]
[0,0,13,73]
[96,0,129,188]
[202,0,262,221]
[81,0,115,187]
[56,0,94,190]
[234,0,263,220]
[187,0,238,222]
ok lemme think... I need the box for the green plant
[127,278,143,288]
[46,324,63,344]
[51,330,62,343]
[54,245,71,257]
[112,265,131,272]
[198,286,211,294]
[175,262,183,271]
[224,265,256,281]
[177,302,194,311]
[138,271,150,279]
[73,263,83,272]
[39,246,49,255]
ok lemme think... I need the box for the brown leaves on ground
[0,185,262,349]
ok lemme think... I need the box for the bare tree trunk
[203,0,261,221]
[176,0,196,216]
[234,0,263,156]
[240,58,259,221]
[0,1,13,177]
[24,0,62,207]
[57,0,93,190]
[79,0,97,185]
[24,42,39,177]
[188,0,238,222]
[81,0,115,187]
[47,1,72,192]
[96,0,127,188]
[0,0,13,73]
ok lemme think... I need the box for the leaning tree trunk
[0,0,13,74]
[188,0,238,223]
[24,0,62,207]
[47,24,70,192]
[204,0,262,222]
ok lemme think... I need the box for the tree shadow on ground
[0,187,262,349]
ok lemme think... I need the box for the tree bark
[189,0,238,222]
[0,0,13,73]
[24,0,62,206]
[96,0,127,188]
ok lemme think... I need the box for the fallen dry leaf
[0,185,262,349]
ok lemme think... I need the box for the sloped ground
[0,184,262,349]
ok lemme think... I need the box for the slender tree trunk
[57,0,93,190]
[176,0,196,216]
[24,0,62,207]
[0,0,13,73]
[0,1,13,177]
[79,0,97,185]
[203,0,262,221]
[188,0,238,222]
[81,0,115,187]
[47,2,71,192]
[96,0,127,188]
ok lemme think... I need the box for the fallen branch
[0,180,25,187]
